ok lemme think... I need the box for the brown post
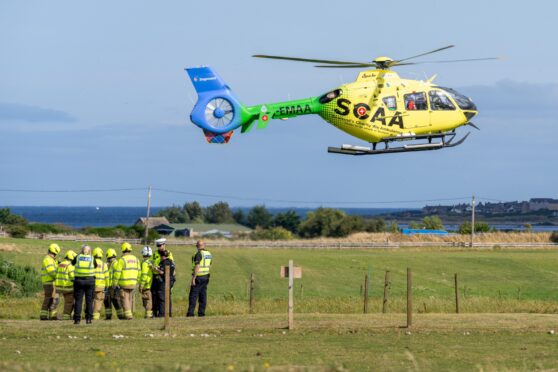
[363,274,369,314]
[164,265,170,330]
[454,273,460,314]
[406,268,412,328]
[288,260,294,330]
[382,270,390,313]
[249,273,255,314]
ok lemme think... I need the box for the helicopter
[185,45,497,155]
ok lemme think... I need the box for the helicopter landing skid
[328,132,469,156]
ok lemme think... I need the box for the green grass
[1,314,558,371]
[2,238,558,370]
[1,238,558,318]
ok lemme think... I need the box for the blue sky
[1,0,557,207]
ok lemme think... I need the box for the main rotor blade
[315,64,377,68]
[393,45,455,64]
[253,54,367,65]
[392,57,501,66]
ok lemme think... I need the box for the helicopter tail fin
[185,66,248,144]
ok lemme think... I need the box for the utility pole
[144,186,152,243]
[470,195,475,247]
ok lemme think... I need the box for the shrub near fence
[0,256,42,297]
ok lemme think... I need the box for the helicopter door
[428,90,461,129]
[403,92,430,129]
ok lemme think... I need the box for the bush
[365,218,386,232]
[0,257,42,297]
[458,221,493,234]
[250,226,293,240]
[27,223,72,235]
[299,208,365,238]
[550,232,558,243]
[423,215,444,230]
[7,225,28,238]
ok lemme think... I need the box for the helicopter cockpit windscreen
[438,87,477,111]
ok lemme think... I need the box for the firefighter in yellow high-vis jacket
[112,242,140,320]
[54,250,77,320]
[40,243,60,320]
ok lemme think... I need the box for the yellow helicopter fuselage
[317,69,477,143]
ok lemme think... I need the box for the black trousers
[73,276,95,321]
[155,284,172,317]
[151,279,160,317]
[104,289,123,319]
[187,275,209,316]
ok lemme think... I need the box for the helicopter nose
[464,111,477,122]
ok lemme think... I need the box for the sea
[4,206,407,228]
[3,206,558,231]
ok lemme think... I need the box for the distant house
[153,223,252,238]
[135,217,170,229]
[529,198,558,211]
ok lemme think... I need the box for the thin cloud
[458,80,558,113]
[0,102,77,123]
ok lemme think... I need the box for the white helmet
[141,246,153,257]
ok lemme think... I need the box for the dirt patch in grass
[0,243,18,252]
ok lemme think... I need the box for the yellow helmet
[92,247,104,258]
[106,248,117,259]
[121,242,132,252]
[48,243,61,255]
[65,250,77,260]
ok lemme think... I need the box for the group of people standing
[40,238,212,324]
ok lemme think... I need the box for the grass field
[2,238,558,370]
[1,237,558,318]
[1,314,558,371]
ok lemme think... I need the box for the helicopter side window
[319,89,342,104]
[382,96,397,111]
[404,92,427,111]
[429,90,455,110]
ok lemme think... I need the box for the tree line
[154,202,507,240]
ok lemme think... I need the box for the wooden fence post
[406,268,412,328]
[382,270,390,313]
[454,273,460,314]
[288,260,294,330]
[164,265,170,330]
[249,273,255,314]
[363,274,369,314]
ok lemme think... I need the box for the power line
[0,187,508,205]
[0,187,146,193]
[153,188,472,205]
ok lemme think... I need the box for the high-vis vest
[54,259,74,292]
[94,258,108,289]
[139,259,153,290]
[107,259,117,287]
[192,249,212,276]
[153,250,174,268]
[113,254,140,289]
[41,255,58,284]
[75,254,95,277]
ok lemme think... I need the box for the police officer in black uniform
[72,245,98,324]
[153,249,175,317]
[187,240,212,317]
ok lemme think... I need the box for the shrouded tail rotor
[186,66,249,143]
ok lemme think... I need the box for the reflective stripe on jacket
[54,259,74,291]
[41,255,58,284]
[139,259,153,290]
[75,254,95,277]
[192,250,212,276]
[113,254,140,288]
[94,259,108,289]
